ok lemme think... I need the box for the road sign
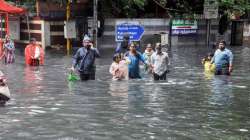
[204,0,219,19]
[116,22,144,42]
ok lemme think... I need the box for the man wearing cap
[71,35,100,81]
[24,38,44,66]
[151,43,170,81]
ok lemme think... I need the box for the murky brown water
[0,46,250,140]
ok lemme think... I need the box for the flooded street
[0,46,250,140]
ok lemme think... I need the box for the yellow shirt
[204,61,215,73]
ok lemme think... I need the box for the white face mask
[156,48,162,53]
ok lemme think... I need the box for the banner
[172,19,198,35]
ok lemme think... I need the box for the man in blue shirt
[71,35,100,81]
[115,35,130,54]
[211,40,233,75]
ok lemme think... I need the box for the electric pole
[66,0,71,55]
[93,0,98,48]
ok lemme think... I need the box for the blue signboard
[116,23,144,42]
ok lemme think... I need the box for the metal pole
[0,14,2,39]
[66,0,71,55]
[169,18,172,49]
[6,13,9,35]
[206,19,211,47]
[93,0,98,48]
[26,14,31,41]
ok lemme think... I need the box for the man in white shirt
[151,43,170,80]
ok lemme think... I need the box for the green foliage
[115,0,146,17]
[100,0,145,18]
[5,0,250,18]
[219,0,250,16]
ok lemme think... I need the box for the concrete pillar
[41,20,51,50]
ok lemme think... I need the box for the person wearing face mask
[211,40,233,75]
[71,35,100,81]
[150,43,170,81]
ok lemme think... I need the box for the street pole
[206,19,211,48]
[66,0,71,55]
[93,0,98,48]
[169,18,172,49]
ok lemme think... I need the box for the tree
[114,0,250,18]
[219,0,250,19]
[100,0,147,18]
[151,0,250,18]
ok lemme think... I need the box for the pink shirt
[109,60,128,80]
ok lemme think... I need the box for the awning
[0,0,26,14]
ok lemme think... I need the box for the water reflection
[128,83,144,105]
[203,71,214,80]
[211,76,232,94]
[1,46,250,139]
[209,76,233,105]
[108,81,129,98]
[23,66,44,94]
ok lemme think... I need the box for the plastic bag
[67,72,80,81]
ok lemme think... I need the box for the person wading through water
[115,34,130,56]
[143,43,154,74]
[150,43,170,81]
[125,42,149,79]
[24,38,45,66]
[210,40,233,75]
[71,35,100,81]
[0,35,15,64]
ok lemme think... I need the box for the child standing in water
[202,53,215,73]
[109,54,129,80]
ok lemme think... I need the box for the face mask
[156,48,161,53]
[86,45,91,49]
[220,46,225,50]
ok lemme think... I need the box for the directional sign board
[116,21,144,42]
[204,0,218,19]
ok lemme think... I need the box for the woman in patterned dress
[0,35,15,64]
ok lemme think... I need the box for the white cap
[83,34,91,42]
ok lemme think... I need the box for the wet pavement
[0,46,250,140]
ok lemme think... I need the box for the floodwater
[0,46,250,140]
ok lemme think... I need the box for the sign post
[115,21,144,42]
[204,0,219,47]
